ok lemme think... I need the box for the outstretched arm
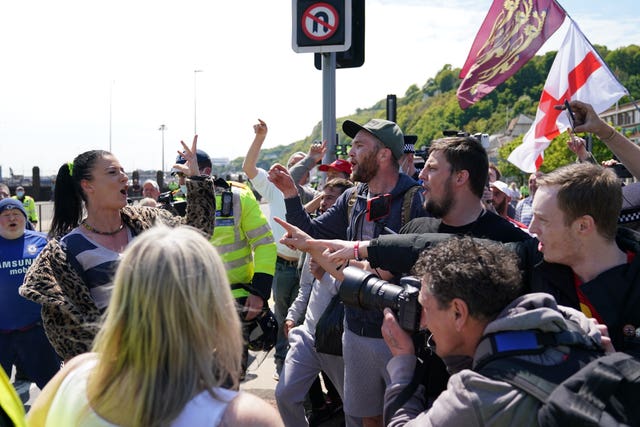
[568,100,640,179]
[274,217,345,281]
[242,119,267,180]
[289,140,326,187]
[268,163,299,199]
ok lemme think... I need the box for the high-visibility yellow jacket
[13,195,38,223]
[210,181,276,300]
[0,365,26,427]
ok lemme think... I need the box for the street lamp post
[194,70,203,134]
[159,124,166,172]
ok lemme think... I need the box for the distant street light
[194,70,203,134]
[159,124,166,172]
[109,80,115,152]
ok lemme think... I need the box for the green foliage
[497,131,615,180]
[497,137,526,181]
[238,44,638,171]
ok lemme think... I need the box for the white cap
[490,180,512,198]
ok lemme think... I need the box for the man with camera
[380,236,612,426]
[317,161,640,358]
[269,118,426,427]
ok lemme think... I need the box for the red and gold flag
[457,0,566,109]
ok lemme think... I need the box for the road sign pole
[322,52,337,176]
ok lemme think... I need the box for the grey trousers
[275,326,361,427]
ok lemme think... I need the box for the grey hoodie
[384,293,604,427]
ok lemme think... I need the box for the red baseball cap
[318,159,352,175]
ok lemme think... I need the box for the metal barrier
[35,202,54,233]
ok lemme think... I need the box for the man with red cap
[318,159,352,181]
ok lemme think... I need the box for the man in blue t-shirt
[0,198,60,389]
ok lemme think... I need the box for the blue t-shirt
[0,230,47,330]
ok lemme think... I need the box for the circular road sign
[302,2,339,41]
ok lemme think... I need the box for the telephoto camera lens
[340,266,421,333]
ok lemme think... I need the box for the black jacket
[516,227,640,356]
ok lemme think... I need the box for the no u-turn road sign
[292,0,351,53]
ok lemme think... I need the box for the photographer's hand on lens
[268,164,298,198]
[382,308,415,357]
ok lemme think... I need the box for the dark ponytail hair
[49,150,110,239]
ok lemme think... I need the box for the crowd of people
[1,99,639,426]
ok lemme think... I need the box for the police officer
[185,149,277,378]
[12,186,38,227]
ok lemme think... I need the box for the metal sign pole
[321,52,337,188]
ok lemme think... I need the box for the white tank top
[45,358,238,426]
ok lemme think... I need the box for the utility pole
[194,70,203,134]
[159,124,166,172]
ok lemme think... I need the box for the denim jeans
[272,258,300,363]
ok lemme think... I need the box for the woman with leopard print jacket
[19,137,215,361]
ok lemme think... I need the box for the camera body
[443,129,490,149]
[340,266,422,333]
[157,191,187,216]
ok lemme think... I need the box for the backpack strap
[401,185,421,227]
[346,183,367,223]
[575,352,640,404]
[475,328,604,403]
[474,328,598,372]
[478,358,557,402]
[538,351,640,427]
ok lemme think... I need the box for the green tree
[497,132,615,178]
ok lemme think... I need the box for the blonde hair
[90,225,243,427]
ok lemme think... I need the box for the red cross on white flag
[508,20,628,173]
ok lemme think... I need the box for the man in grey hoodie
[382,237,610,427]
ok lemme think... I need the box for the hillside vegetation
[221,44,640,181]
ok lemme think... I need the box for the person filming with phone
[561,100,640,180]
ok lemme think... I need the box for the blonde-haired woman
[28,226,283,427]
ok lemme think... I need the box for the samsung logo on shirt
[1,259,33,269]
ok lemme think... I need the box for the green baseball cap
[342,119,405,160]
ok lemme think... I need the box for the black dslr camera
[157,191,187,216]
[340,266,422,333]
[443,129,490,149]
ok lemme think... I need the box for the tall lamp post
[158,124,166,172]
[194,69,203,134]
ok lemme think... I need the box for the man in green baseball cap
[268,117,426,425]
[343,118,405,160]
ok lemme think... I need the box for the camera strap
[384,349,430,426]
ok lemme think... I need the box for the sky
[1,0,638,177]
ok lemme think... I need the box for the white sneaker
[273,369,280,381]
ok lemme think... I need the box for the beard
[494,197,508,216]
[351,149,379,183]
[424,177,454,218]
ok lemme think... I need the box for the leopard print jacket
[19,177,216,360]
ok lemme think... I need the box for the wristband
[354,241,363,261]
[601,126,616,142]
